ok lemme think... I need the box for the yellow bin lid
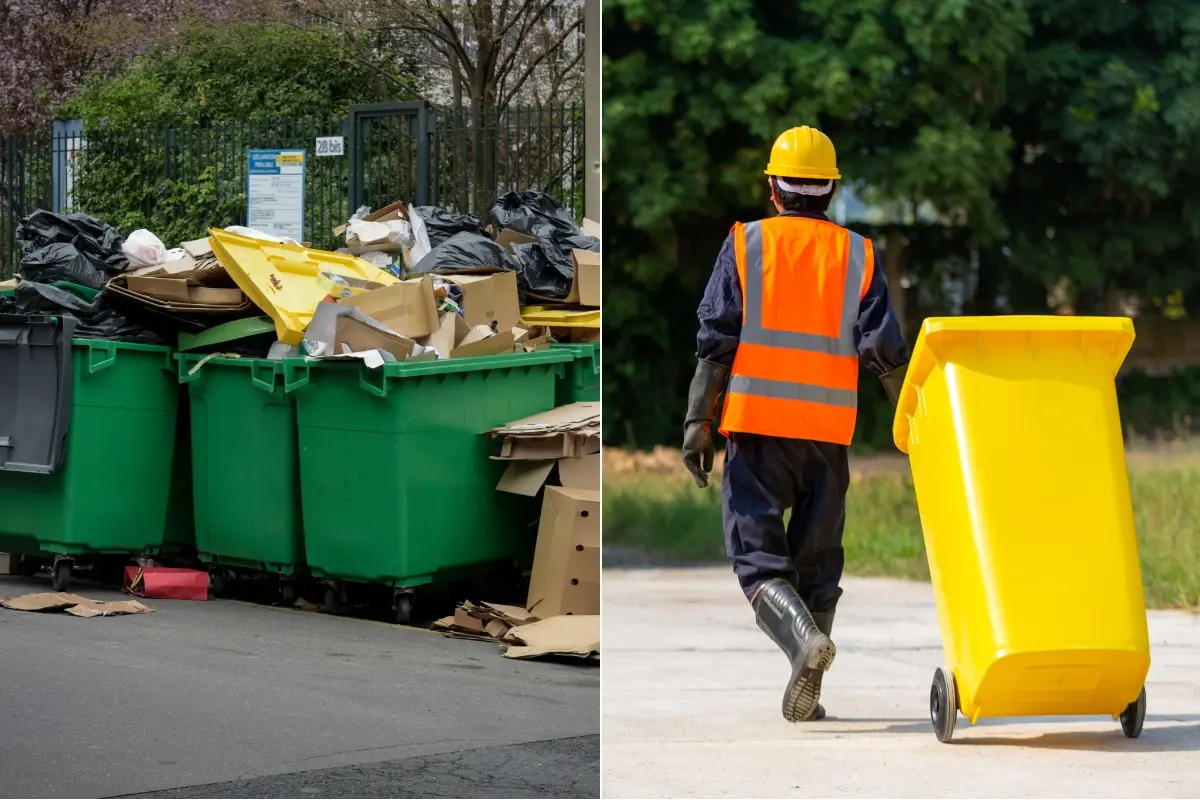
[893,315,1135,454]
[209,228,398,345]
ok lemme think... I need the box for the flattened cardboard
[495,460,557,496]
[0,592,153,616]
[336,316,418,362]
[570,250,601,307]
[421,312,517,358]
[504,615,600,661]
[558,453,600,490]
[182,238,213,258]
[498,432,600,460]
[444,272,521,332]
[126,276,244,306]
[582,218,601,238]
[342,276,438,338]
[452,330,516,358]
[526,486,600,618]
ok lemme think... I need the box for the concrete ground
[603,568,1200,799]
[0,575,598,799]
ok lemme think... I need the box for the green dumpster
[282,350,572,622]
[178,355,304,589]
[553,342,600,405]
[0,339,178,589]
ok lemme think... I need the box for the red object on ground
[124,566,209,600]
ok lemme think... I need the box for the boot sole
[782,637,836,723]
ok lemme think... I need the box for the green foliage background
[603,0,1200,451]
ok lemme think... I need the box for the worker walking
[682,126,911,722]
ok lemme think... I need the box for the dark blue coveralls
[696,210,910,612]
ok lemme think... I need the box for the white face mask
[771,177,833,196]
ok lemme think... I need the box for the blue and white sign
[247,149,306,241]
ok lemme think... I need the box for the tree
[305,0,585,114]
[0,0,279,134]
[603,0,1028,449]
[55,21,421,248]
[996,0,1200,318]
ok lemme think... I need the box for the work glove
[682,359,730,488]
[879,363,908,407]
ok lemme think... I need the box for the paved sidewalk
[602,568,1200,799]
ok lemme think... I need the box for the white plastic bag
[123,229,167,268]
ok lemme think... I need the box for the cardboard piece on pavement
[341,276,439,339]
[0,592,154,616]
[443,272,521,332]
[526,486,600,618]
[504,615,600,662]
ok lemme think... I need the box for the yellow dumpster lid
[892,315,1135,454]
[209,228,398,345]
[520,306,600,329]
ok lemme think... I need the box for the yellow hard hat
[764,126,841,180]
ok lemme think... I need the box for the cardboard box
[444,272,521,332]
[582,218,601,238]
[495,452,600,496]
[126,276,244,306]
[569,249,601,307]
[341,276,439,339]
[304,301,428,364]
[335,316,420,362]
[422,313,519,359]
[335,199,409,237]
[497,228,536,254]
[527,486,600,618]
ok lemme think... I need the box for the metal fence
[0,102,585,279]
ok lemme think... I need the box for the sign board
[315,136,345,157]
[247,149,305,241]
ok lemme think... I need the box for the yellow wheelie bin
[893,316,1150,743]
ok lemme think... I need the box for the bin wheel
[279,581,296,607]
[930,667,958,744]
[51,559,73,592]
[393,593,413,625]
[19,556,40,578]
[1120,686,1146,739]
[209,570,227,597]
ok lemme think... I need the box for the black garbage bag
[511,224,601,301]
[490,190,581,238]
[410,232,518,275]
[13,282,163,343]
[18,242,110,291]
[17,210,128,272]
[410,206,482,249]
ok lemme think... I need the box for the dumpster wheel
[51,559,73,592]
[930,667,958,744]
[1120,686,1146,739]
[392,592,414,625]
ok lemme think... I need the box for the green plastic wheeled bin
[0,339,179,591]
[282,350,572,623]
[553,342,600,405]
[178,355,304,601]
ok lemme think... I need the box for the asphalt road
[0,575,598,799]
[603,568,1200,799]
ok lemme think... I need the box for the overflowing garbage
[0,190,600,664]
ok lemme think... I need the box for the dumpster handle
[251,362,278,393]
[283,362,310,393]
[86,341,117,375]
[358,365,389,398]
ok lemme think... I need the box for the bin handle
[358,365,389,398]
[86,341,117,375]
[283,361,310,393]
[251,362,278,393]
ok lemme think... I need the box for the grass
[603,448,1200,610]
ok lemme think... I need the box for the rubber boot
[805,611,836,721]
[753,578,837,722]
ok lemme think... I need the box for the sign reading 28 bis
[315,136,345,157]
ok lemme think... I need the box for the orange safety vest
[719,216,875,445]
